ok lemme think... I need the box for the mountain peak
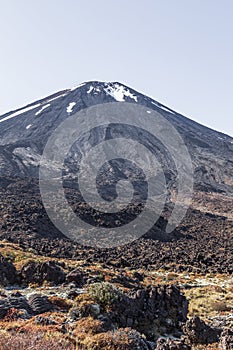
[0,81,177,127]
[69,81,139,102]
[0,80,232,240]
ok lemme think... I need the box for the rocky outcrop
[65,268,85,287]
[110,285,188,340]
[20,260,66,285]
[0,293,32,319]
[28,294,53,314]
[0,292,53,319]
[183,316,221,344]
[0,253,18,286]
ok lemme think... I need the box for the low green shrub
[88,282,123,308]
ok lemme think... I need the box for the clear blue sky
[1,0,233,136]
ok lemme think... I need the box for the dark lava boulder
[0,253,18,286]
[0,293,32,319]
[28,294,53,314]
[0,293,53,319]
[65,268,85,287]
[20,260,66,285]
[0,299,9,318]
[110,284,188,340]
[183,316,221,344]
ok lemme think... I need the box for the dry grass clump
[0,252,34,272]
[185,284,233,318]
[0,242,42,266]
[71,316,105,340]
[80,327,147,350]
[0,311,67,333]
[69,318,146,349]
[191,344,219,350]
[48,296,73,311]
[0,331,75,350]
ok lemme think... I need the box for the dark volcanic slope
[0,81,232,195]
[0,177,232,274]
[0,81,232,272]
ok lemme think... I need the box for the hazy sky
[1,0,233,136]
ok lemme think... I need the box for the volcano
[0,81,232,272]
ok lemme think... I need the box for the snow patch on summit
[104,83,138,102]
[35,104,50,116]
[87,86,94,94]
[67,102,76,114]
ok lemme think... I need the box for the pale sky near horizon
[0,0,233,136]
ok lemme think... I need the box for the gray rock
[219,329,233,350]
[28,294,53,314]
[0,254,18,286]
[0,294,32,319]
